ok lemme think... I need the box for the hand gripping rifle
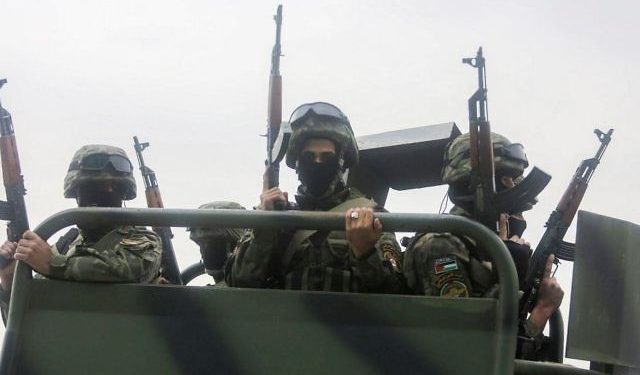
[133,136,182,284]
[462,47,551,231]
[0,79,29,268]
[519,128,613,318]
[264,5,290,204]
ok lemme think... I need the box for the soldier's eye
[299,152,316,163]
[318,152,337,163]
[299,151,337,164]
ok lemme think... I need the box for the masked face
[297,138,341,196]
[495,175,528,237]
[76,182,124,208]
[199,237,231,273]
[75,182,124,237]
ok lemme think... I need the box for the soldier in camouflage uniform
[227,102,403,293]
[188,201,246,285]
[403,132,563,352]
[0,145,162,296]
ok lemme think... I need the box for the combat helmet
[285,102,359,169]
[442,132,529,185]
[188,201,246,244]
[64,145,137,200]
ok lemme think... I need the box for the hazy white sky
[0,0,638,365]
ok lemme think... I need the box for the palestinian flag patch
[434,256,459,275]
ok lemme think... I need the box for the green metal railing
[1,207,520,374]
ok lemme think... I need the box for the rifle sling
[282,197,376,269]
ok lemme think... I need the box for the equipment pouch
[326,238,349,261]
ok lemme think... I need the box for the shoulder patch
[434,256,459,274]
[440,280,469,298]
[381,243,401,272]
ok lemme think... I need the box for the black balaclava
[199,237,232,283]
[449,174,528,237]
[297,153,342,197]
[495,176,528,238]
[76,182,123,241]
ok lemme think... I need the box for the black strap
[54,228,80,255]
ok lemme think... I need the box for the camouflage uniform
[188,201,246,285]
[48,226,161,283]
[227,102,403,293]
[48,144,162,283]
[403,133,530,297]
[228,187,403,293]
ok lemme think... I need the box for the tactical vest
[281,197,378,292]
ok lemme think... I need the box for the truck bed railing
[1,208,519,375]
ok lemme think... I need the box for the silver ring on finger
[350,211,359,220]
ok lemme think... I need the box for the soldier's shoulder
[346,187,383,210]
[116,226,161,246]
[405,231,471,262]
[408,232,467,248]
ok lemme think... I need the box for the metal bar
[181,261,205,285]
[549,310,565,363]
[514,359,607,375]
[2,208,519,374]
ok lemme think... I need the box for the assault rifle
[0,79,29,268]
[462,47,551,231]
[264,5,290,196]
[133,136,182,284]
[519,128,613,317]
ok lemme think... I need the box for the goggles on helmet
[68,154,133,173]
[289,102,350,126]
[494,143,528,167]
[449,143,528,167]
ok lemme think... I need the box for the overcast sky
[1,0,638,366]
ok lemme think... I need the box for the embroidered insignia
[434,256,459,275]
[440,281,469,298]
[382,243,401,272]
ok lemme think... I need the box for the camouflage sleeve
[403,232,475,297]
[351,232,404,293]
[227,229,279,288]
[48,229,162,283]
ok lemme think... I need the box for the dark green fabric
[227,186,403,293]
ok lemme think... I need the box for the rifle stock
[133,136,182,284]
[0,80,30,268]
[145,187,165,210]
